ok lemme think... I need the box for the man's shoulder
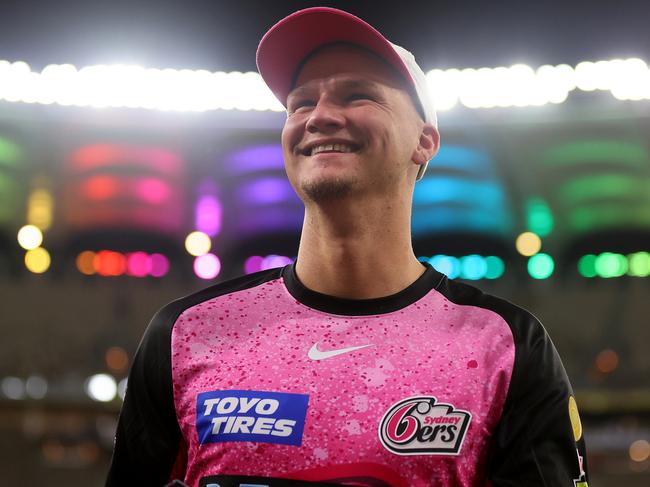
[147,266,285,333]
[435,274,545,339]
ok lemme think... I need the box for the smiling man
[106,7,588,487]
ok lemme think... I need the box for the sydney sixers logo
[379,396,471,455]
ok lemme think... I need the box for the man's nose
[305,101,345,133]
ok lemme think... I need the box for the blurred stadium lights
[0,58,648,111]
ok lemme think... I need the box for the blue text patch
[196,390,309,446]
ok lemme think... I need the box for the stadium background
[0,0,649,485]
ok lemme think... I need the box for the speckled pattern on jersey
[171,274,515,486]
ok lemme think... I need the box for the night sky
[0,0,649,72]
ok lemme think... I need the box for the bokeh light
[85,374,117,402]
[629,439,650,462]
[429,255,461,279]
[185,231,212,256]
[515,231,542,256]
[244,255,264,274]
[628,251,650,277]
[528,253,554,279]
[578,254,597,278]
[595,252,627,278]
[595,349,619,374]
[17,224,43,250]
[94,250,126,276]
[460,254,488,280]
[126,251,151,277]
[25,247,51,273]
[105,346,129,374]
[76,251,96,275]
[484,256,505,279]
[25,375,48,399]
[149,253,170,277]
[194,253,221,279]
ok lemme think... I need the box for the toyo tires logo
[379,396,471,455]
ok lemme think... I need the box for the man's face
[281,44,428,204]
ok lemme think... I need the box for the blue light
[414,178,505,207]
[427,145,494,177]
[460,254,488,280]
[412,207,512,235]
[225,144,284,174]
[237,177,299,205]
[429,255,461,279]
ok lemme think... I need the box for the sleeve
[105,304,186,487]
[487,310,589,487]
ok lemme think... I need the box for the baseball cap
[256,7,437,181]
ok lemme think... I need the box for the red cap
[256,7,417,107]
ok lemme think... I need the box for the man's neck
[294,197,425,300]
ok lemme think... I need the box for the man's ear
[412,124,440,165]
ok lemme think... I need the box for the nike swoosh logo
[308,342,373,361]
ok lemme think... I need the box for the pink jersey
[107,264,589,487]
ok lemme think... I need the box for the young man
[106,7,589,487]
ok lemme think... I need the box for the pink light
[262,255,293,270]
[195,195,222,236]
[150,253,170,277]
[194,253,221,280]
[244,255,264,274]
[135,178,171,204]
[127,252,151,277]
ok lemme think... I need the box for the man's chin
[300,175,357,204]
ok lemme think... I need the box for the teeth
[310,143,354,155]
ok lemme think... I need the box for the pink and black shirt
[106,264,589,487]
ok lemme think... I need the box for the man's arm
[487,312,589,486]
[106,304,185,486]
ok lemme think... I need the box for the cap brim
[256,7,415,107]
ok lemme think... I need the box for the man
[106,7,589,487]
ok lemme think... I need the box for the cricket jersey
[106,263,589,487]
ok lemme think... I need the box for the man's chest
[170,302,514,485]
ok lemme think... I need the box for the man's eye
[347,93,373,101]
[290,100,315,112]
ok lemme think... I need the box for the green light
[0,137,21,167]
[542,140,648,168]
[460,254,487,280]
[484,256,505,279]
[526,197,554,237]
[595,252,627,278]
[569,205,650,232]
[578,254,597,277]
[559,175,649,206]
[528,253,554,279]
[628,252,650,277]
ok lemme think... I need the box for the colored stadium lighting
[185,231,211,257]
[429,255,461,279]
[81,175,120,200]
[515,231,542,256]
[577,255,597,278]
[195,194,222,236]
[261,255,293,270]
[460,254,488,280]
[127,252,151,277]
[94,250,126,276]
[594,252,627,278]
[244,255,264,274]
[17,224,43,250]
[85,374,117,402]
[76,251,96,275]
[135,177,171,204]
[527,253,554,279]
[25,247,51,273]
[628,252,650,277]
[27,189,54,231]
[194,253,221,279]
[149,253,170,277]
[629,439,650,463]
[526,198,554,237]
[484,256,505,279]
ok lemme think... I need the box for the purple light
[194,253,221,279]
[244,255,264,274]
[127,252,151,277]
[237,177,297,206]
[135,177,171,204]
[261,255,293,270]
[150,253,170,277]
[195,195,222,236]
[226,144,284,175]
